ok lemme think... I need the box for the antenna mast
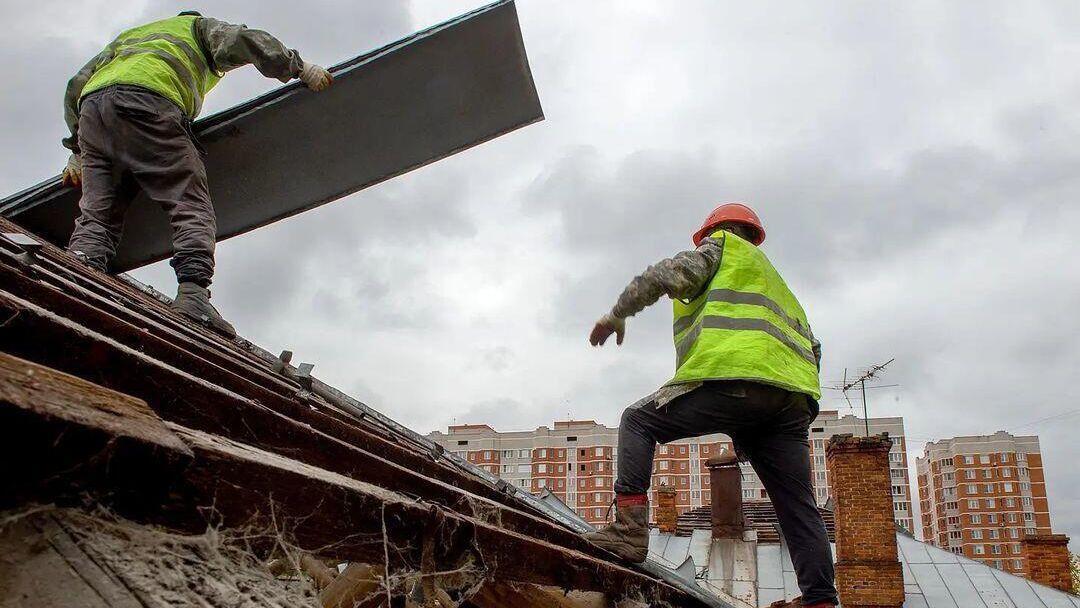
[826,358,896,436]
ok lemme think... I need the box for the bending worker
[585,203,837,608]
[60,11,333,337]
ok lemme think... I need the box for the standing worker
[585,203,837,608]
[60,11,333,337]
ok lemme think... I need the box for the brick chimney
[656,485,677,533]
[826,434,904,608]
[706,450,744,539]
[1022,533,1072,592]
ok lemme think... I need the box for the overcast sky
[4,1,1080,547]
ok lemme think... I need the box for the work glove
[61,153,82,188]
[299,62,333,92]
[589,312,626,346]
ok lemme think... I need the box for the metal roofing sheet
[961,563,1017,608]
[937,563,989,607]
[907,563,960,608]
[991,568,1049,607]
[1,0,542,272]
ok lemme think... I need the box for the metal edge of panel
[0,0,539,220]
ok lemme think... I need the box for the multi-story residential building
[428,410,913,531]
[916,432,1053,575]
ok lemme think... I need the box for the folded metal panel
[1,0,541,272]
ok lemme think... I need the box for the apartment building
[428,410,913,531]
[916,432,1053,575]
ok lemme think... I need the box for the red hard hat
[692,202,765,247]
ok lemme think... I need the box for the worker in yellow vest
[586,203,837,608]
[60,11,332,338]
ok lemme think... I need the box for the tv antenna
[825,358,897,436]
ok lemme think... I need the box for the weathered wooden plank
[0,351,191,513]
[0,287,611,559]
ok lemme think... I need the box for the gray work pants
[614,380,838,606]
[68,86,216,286]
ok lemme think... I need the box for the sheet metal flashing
[1,0,542,272]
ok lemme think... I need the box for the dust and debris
[0,506,320,608]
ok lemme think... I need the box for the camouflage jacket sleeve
[195,17,304,82]
[62,49,113,153]
[611,237,725,319]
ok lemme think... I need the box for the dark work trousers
[68,85,216,286]
[614,380,838,606]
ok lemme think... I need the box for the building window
[517,464,530,473]
[985,499,996,509]
[968,500,979,509]
[538,449,547,458]
[894,502,908,512]
[1005,498,1016,508]
[1007,513,1018,523]
[742,489,756,499]
[973,545,985,555]
[942,457,953,466]
[987,514,997,524]
[967,484,978,494]
[970,514,982,524]
[1013,560,1023,570]
[558,449,565,458]
[1003,483,1014,493]
[659,461,669,471]
[501,465,512,473]
[1022,496,1032,507]
[889,452,903,462]
[457,440,468,446]
[892,485,905,496]
[949,531,962,540]
[594,447,604,457]
[946,501,959,510]
[988,529,999,540]
[537,479,546,488]
[947,517,960,526]
[566,436,577,443]
[980,455,991,464]
[963,456,975,465]
[1024,512,1034,522]
[595,477,602,488]
[594,492,602,502]
[971,529,983,540]
[1002,468,1012,478]
[537,463,547,473]
[594,508,603,519]
[982,469,992,479]
[518,478,530,487]
[1012,544,1022,554]
[964,470,976,480]
[984,483,994,493]
[519,449,529,458]
[991,545,1002,555]
[891,469,905,479]
[501,450,512,458]
[659,445,669,455]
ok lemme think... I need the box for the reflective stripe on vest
[81,16,220,118]
[667,230,821,399]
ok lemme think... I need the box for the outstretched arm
[590,238,725,346]
[195,17,330,89]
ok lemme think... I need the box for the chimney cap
[705,450,739,468]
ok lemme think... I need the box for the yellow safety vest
[668,230,821,399]
[82,15,221,118]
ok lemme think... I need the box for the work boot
[583,494,649,563]
[171,282,237,338]
[70,250,108,273]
